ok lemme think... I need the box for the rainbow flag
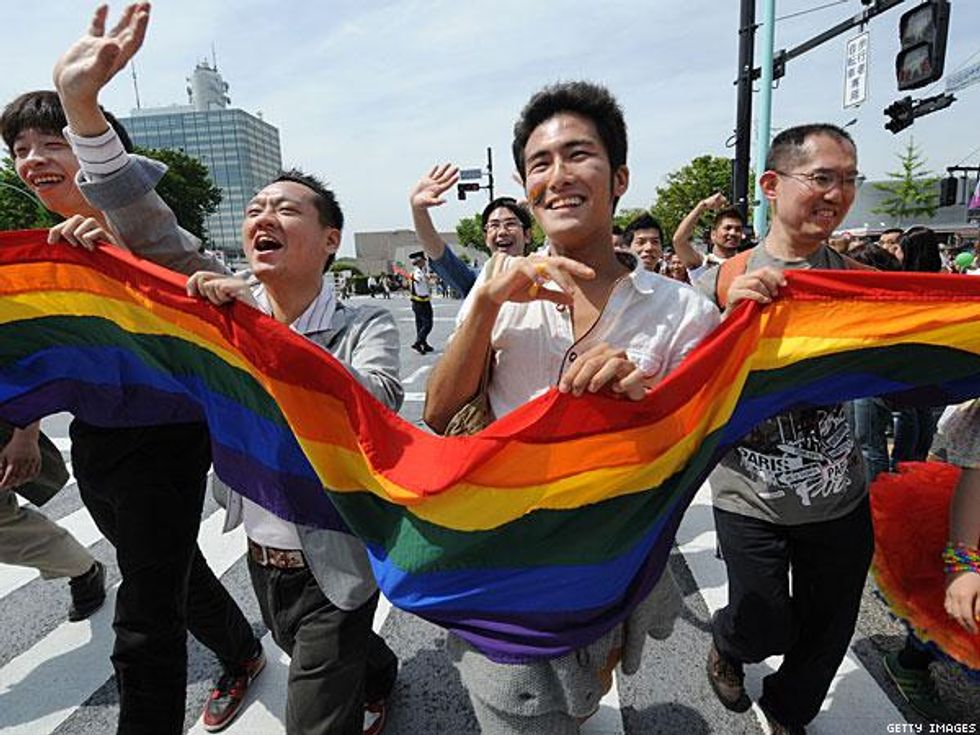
[3,229,980,663]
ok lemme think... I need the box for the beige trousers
[0,489,93,579]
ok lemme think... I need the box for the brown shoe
[706,642,751,712]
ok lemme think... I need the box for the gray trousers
[0,489,93,579]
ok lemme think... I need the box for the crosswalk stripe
[402,365,431,386]
[0,510,245,735]
[0,492,100,599]
[675,482,903,734]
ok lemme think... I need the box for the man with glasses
[410,164,532,296]
[696,124,872,735]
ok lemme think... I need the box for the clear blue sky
[4,1,979,254]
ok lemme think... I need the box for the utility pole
[753,0,776,237]
[734,0,908,231]
[732,0,756,226]
[487,147,495,202]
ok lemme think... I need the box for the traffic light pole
[734,0,908,229]
[487,147,494,203]
[753,0,776,237]
[732,0,755,225]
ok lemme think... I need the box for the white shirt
[241,278,338,550]
[454,252,720,419]
[412,266,431,298]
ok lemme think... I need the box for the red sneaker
[363,699,388,735]
[201,647,267,732]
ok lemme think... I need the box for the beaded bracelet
[942,541,980,575]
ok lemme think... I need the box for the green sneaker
[882,650,950,722]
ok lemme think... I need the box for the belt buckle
[250,541,270,567]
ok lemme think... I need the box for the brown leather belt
[248,539,306,569]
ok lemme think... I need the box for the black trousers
[711,497,873,728]
[71,421,257,735]
[411,298,433,347]
[248,559,398,735]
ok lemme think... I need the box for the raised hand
[53,3,151,100]
[480,255,594,309]
[702,191,729,211]
[410,164,460,210]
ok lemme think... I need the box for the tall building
[120,62,282,262]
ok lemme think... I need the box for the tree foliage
[872,137,939,222]
[135,146,222,245]
[455,213,487,254]
[330,258,363,275]
[0,157,58,230]
[649,155,733,240]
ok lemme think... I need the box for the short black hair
[622,212,664,247]
[272,168,343,230]
[765,123,855,172]
[481,196,532,231]
[900,226,942,273]
[611,224,623,236]
[847,243,901,271]
[270,168,343,272]
[879,227,903,238]
[1,90,133,154]
[512,81,627,182]
[712,206,745,229]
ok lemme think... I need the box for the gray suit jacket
[78,153,404,610]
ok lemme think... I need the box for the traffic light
[939,176,958,207]
[457,182,481,200]
[896,0,950,91]
[884,96,914,134]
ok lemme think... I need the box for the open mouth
[253,235,283,253]
[546,195,584,211]
[28,173,65,190]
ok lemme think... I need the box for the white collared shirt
[454,251,720,419]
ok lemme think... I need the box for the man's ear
[613,165,629,199]
[758,170,780,204]
[321,228,341,262]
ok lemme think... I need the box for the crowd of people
[0,4,978,735]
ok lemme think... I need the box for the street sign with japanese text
[459,168,483,181]
[844,32,870,109]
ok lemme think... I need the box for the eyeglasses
[774,170,865,192]
[485,219,523,233]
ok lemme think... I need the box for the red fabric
[870,462,980,671]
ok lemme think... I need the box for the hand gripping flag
[2,229,979,668]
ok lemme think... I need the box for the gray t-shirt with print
[696,244,868,525]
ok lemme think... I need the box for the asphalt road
[1,293,977,734]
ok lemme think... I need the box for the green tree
[872,137,939,222]
[648,155,734,239]
[613,207,647,232]
[0,157,58,230]
[135,146,222,245]
[330,259,362,275]
[455,213,488,254]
